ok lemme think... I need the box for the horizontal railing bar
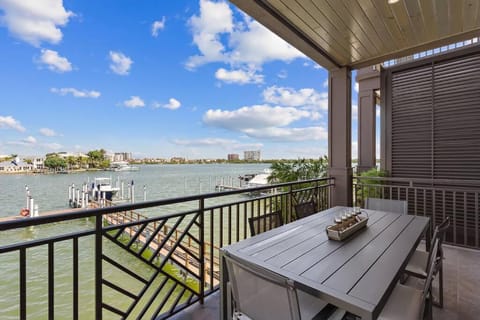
[0,230,95,253]
[0,178,333,231]
[202,183,334,212]
[354,175,480,187]
[355,182,480,194]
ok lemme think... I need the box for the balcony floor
[170,244,480,320]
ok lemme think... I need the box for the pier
[104,209,221,285]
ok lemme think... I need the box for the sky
[0,0,367,160]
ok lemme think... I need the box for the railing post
[199,197,205,304]
[95,213,103,320]
[288,184,293,223]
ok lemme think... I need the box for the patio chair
[294,200,317,219]
[364,198,408,215]
[404,217,450,308]
[248,210,282,236]
[224,252,331,320]
[378,236,440,320]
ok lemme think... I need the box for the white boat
[109,161,139,172]
[90,177,120,201]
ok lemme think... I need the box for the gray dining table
[219,206,430,320]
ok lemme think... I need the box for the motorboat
[109,161,139,172]
[90,177,120,201]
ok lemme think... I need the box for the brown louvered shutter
[387,49,480,181]
[433,54,480,180]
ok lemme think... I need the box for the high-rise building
[114,152,132,162]
[244,150,261,161]
[227,154,239,161]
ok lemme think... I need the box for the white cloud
[23,136,37,144]
[186,0,303,70]
[39,128,58,137]
[51,87,100,98]
[123,96,145,108]
[215,67,263,84]
[243,126,328,142]
[109,51,133,75]
[173,138,263,150]
[0,0,73,46]
[262,86,328,111]
[277,69,287,79]
[44,142,62,150]
[228,19,304,66]
[163,98,181,110]
[39,49,72,72]
[203,105,309,131]
[151,17,166,37]
[323,78,328,88]
[352,104,358,120]
[354,82,359,93]
[0,115,25,132]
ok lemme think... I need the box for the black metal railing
[0,177,333,320]
[354,176,480,249]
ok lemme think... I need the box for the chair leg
[438,265,444,308]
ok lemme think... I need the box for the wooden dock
[0,203,221,286]
[104,210,221,286]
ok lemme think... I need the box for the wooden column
[356,66,380,173]
[328,67,352,207]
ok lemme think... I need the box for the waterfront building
[227,153,239,161]
[113,152,132,162]
[0,157,34,173]
[244,150,261,161]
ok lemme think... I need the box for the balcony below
[170,244,480,320]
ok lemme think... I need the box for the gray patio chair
[378,236,440,320]
[224,252,331,320]
[294,200,316,219]
[404,217,450,308]
[365,198,408,215]
[248,210,282,236]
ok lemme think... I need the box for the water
[0,163,268,217]
[0,163,269,319]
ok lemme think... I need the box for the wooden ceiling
[230,0,480,70]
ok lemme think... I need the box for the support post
[356,66,380,173]
[328,67,353,207]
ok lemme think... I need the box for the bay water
[0,163,269,319]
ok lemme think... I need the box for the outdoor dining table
[219,206,430,320]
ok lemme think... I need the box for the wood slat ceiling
[230,0,480,70]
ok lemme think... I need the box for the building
[113,152,132,162]
[227,154,239,161]
[244,150,261,161]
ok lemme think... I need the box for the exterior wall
[227,154,239,161]
[243,150,261,161]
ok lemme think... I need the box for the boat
[108,161,139,172]
[90,177,120,201]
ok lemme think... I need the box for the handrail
[0,177,333,231]
[354,175,480,187]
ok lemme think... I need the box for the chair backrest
[420,237,440,317]
[294,201,316,219]
[428,217,450,261]
[364,198,408,215]
[224,253,301,320]
[248,210,283,236]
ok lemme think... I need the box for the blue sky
[0,0,363,160]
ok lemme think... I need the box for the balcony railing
[354,176,480,249]
[0,177,333,320]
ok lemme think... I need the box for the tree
[44,155,67,170]
[87,149,109,168]
[268,156,328,184]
